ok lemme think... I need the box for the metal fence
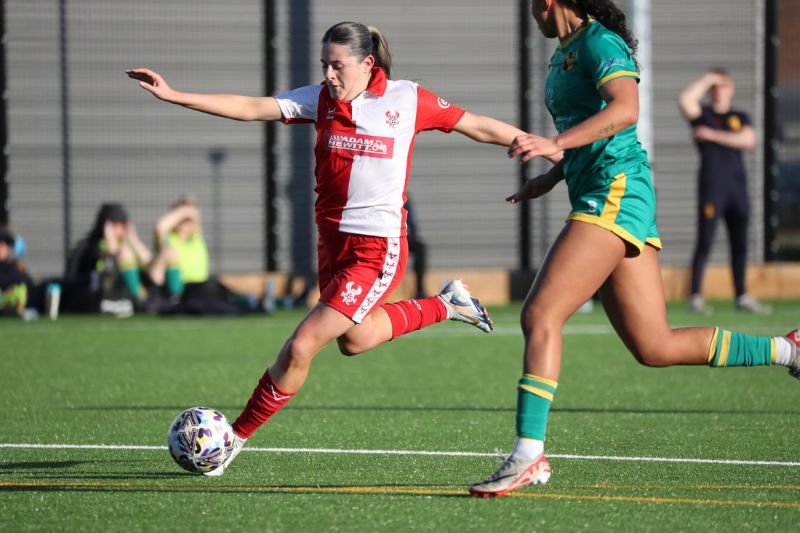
[4,0,794,279]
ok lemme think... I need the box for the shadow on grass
[66,404,800,416]
[0,459,184,480]
[9,472,187,481]
[0,461,87,470]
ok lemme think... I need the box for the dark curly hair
[566,0,638,60]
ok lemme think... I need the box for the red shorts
[317,227,408,323]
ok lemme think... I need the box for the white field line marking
[1,443,798,467]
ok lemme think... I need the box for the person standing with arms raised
[679,69,770,315]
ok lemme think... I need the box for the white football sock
[773,336,795,366]
[511,437,544,462]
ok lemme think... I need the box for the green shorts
[566,159,661,253]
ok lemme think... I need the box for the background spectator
[0,228,34,318]
[149,195,208,300]
[62,203,152,315]
[678,69,770,314]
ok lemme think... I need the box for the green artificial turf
[1,301,799,531]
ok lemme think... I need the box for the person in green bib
[469,0,800,498]
[149,195,209,299]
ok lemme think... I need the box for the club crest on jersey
[727,115,742,131]
[385,109,400,128]
[341,281,363,305]
[563,51,577,71]
[437,97,451,109]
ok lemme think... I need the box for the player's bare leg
[206,304,355,476]
[471,229,799,494]
[602,245,800,375]
[270,304,359,391]
[599,245,713,366]
[471,221,625,496]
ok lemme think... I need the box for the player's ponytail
[321,22,392,79]
[570,0,638,60]
[368,26,392,79]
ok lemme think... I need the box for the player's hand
[126,68,176,102]
[508,134,561,164]
[506,173,559,203]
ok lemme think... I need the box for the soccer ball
[167,406,235,474]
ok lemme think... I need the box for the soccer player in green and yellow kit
[469,0,800,497]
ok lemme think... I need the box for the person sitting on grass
[0,228,34,318]
[148,195,208,301]
[63,202,152,316]
[147,195,269,315]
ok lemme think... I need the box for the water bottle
[46,283,61,320]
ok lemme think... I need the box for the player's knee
[630,343,671,367]
[520,303,558,339]
[282,334,318,367]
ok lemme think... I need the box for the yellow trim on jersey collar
[559,17,595,48]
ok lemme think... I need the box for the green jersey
[545,19,645,188]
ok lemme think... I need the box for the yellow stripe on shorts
[600,172,627,224]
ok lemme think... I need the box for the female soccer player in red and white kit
[128,21,532,475]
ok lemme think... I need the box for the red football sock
[380,296,447,339]
[232,370,295,439]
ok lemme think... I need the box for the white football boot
[203,434,247,477]
[469,454,551,497]
[437,279,493,333]
[785,329,800,380]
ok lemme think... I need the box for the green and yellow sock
[707,327,774,367]
[516,374,558,441]
[119,263,143,300]
[165,265,184,297]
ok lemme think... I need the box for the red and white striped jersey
[275,67,465,238]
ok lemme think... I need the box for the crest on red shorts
[341,281,363,305]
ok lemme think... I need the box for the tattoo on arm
[595,122,616,140]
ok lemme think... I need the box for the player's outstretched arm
[452,111,525,146]
[126,68,283,122]
[453,112,563,164]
